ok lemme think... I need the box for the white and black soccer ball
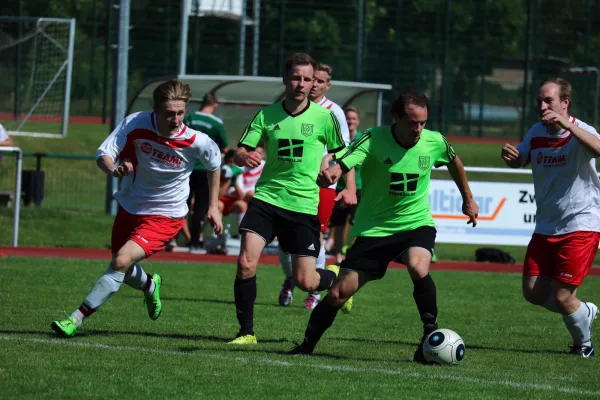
[423,328,465,365]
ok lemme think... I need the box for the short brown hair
[344,106,359,116]
[202,92,218,107]
[153,79,192,107]
[540,77,572,111]
[391,89,429,118]
[284,53,317,77]
[316,63,333,80]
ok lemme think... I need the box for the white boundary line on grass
[2,335,599,397]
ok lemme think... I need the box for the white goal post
[0,147,23,247]
[0,17,75,138]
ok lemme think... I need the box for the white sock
[83,267,125,311]
[316,245,326,270]
[124,263,155,295]
[563,302,593,346]
[237,212,246,228]
[70,309,85,327]
[278,247,293,280]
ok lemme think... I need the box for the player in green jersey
[228,53,347,345]
[183,92,228,254]
[289,89,479,362]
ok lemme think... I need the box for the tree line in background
[1,0,599,135]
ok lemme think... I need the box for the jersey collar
[390,124,418,150]
[282,100,311,117]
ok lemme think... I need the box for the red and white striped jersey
[97,111,221,218]
[318,96,350,189]
[517,117,600,235]
[241,160,265,193]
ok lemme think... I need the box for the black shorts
[239,198,320,258]
[341,226,436,280]
[329,190,362,227]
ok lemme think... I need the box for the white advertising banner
[430,179,536,246]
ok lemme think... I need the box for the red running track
[3,246,599,275]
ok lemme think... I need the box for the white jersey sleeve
[193,133,221,172]
[516,127,533,166]
[96,112,143,161]
[318,97,350,189]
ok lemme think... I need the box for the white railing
[1,147,23,247]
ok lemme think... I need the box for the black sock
[316,269,337,291]
[234,275,257,336]
[412,274,438,335]
[303,297,339,350]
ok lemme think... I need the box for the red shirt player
[502,77,600,357]
[51,79,223,338]
[278,63,357,310]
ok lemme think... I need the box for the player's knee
[112,254,133,272]
[553,289,574,306]
[324,289,345,309]
[294,275,317,292]
[237,253,257,278]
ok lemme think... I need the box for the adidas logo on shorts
[308,243,315,251]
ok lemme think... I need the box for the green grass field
[1,257,600,399]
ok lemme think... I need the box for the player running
[51,80,223,337]
[278,63,356,310]
[229,53,347,345]
[502,77,600,357]
[289,89,479,362]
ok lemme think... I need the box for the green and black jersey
[334,125,456,236]
[238,101,345,215]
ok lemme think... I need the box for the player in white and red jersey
[278,63,356,310]
[240,146,266,201]
[51,80,223,338]
[502,77,600,357]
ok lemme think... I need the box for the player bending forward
[289,89,478,362]
[502,77,600,357]
[51,80,223,337]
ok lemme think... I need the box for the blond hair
[540,77,572,112]
[153,79,192,107]
[316,63,333,79]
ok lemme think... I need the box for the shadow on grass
[332,336,567,355]
[0,330,567,357]
[145,296,305,309]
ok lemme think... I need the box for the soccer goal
[0,17,75,138]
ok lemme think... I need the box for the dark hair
[540,77,572,111]
[284,53,317,77]
[224,149,236,162]
[391,89,429,118]
[202,92,218,107]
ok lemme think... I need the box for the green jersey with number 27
[335,125,456,237]
[239,101,345,215]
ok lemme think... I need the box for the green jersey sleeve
[334,130,372,172]
[434,134,457,167]
[325,111,346,153]
[238,111,264,150]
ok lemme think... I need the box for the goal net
[0,17,75,137]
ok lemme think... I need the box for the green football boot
[144,274,162,320]
[51,316,78,338]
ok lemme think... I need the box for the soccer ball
[422,328,465,365]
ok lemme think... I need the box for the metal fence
[1,0,600,139]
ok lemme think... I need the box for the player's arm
[235,111,264,167]
[197,137,224,234]
[437,135,478,227]
[233,174,245,200]
[217,123,229,154]
[319,130,371,187]
[564,120,600,157]
[96,115,136,177]
[219,166,233,198]
[503,129,532,168]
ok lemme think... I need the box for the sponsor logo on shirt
[536,152,566,167]
[142,143,184,169]
[140,142,152,154]
[277,138,304,162]
[389,172,418,196]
